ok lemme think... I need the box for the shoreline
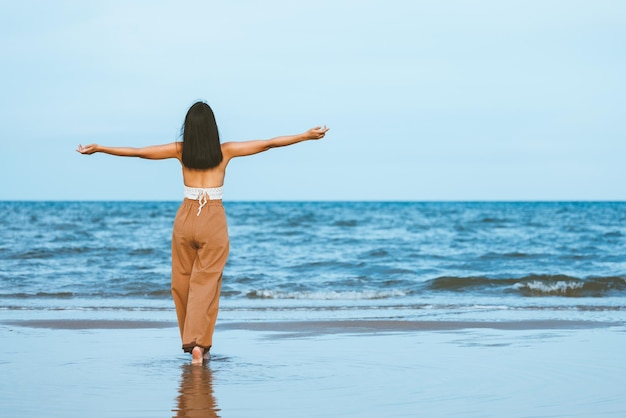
[2,317,621,332]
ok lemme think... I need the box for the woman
[77,101,328,363]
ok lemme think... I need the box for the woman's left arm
[76,142,180,160]
[222,126,329,160]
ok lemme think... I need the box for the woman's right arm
[76,142,180,160]
[223,126,328,160]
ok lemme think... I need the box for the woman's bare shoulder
[220,141,243,159]
[174,141,183,156]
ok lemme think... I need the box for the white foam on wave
[513,280,585,295]
[247,289,410,300]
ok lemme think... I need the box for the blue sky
[1,0,624,200]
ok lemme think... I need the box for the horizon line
[1,199,625,203]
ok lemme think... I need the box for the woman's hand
[306,125,329,140]
[76,144,99,154]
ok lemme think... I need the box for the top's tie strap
[183,186,223,215]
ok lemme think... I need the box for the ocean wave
[245,289,411,300]
[478,217,509,224]
[0,292,76,299]
[333,220,358,227]
[479,251,540,259]
[0,289,171,299]
[361,249,390,258]
[427,275,626,297]
[512,280,585,296]
[13,246,107,260]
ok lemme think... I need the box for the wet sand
[1,318,625,417]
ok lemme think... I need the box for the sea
[1,201,625,324]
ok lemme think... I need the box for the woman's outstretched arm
[223,126,328,159]
[76,142,180,160]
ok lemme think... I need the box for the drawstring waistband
[184,186,223,215]
[197,192,208,216]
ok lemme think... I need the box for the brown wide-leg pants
[171,199,229,353]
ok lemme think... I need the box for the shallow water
[2,322,625,418]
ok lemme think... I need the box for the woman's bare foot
[191,346,204,364]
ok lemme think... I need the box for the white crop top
[184,185,223,216]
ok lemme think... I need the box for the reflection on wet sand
[173,364,220,418]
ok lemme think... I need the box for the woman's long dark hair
[181,101,223,169]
